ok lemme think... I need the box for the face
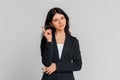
[51,13,66,31]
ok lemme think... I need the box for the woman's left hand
[42,63,56,75]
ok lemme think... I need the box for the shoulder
[67,35,80,49]
[67,34,79,42]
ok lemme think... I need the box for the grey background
[0,0,120,80]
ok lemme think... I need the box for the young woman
[40,7,82,80]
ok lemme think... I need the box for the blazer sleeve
[40,37,53,67]
[56,37,82,72]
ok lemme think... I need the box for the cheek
[52,23,58,27]
[53,22,59,26]
[63,19,66,24]
[63,20,66,25]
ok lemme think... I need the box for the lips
[59,25,64,27]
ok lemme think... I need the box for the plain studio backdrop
[0,0,120,80]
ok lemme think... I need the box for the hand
[42,63,56,75]
[41,26,52,42]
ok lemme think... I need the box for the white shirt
[57,44,64,59]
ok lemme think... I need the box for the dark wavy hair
[44,7,71,35]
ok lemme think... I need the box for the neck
[55,30,65,37]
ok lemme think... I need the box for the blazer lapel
[53,35,59,60]
[53,34,70,60]
[60,34,68,60]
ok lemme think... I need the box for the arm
[40,37,53,67]
[56,38,82,72]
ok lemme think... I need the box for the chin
[57,28,64,31]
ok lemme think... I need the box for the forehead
[52,13,64,19]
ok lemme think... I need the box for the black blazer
[40,34,82,80]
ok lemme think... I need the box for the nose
[58,19,62,24]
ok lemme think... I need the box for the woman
[40,7,82,80]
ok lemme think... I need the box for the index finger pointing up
[41,26,45,33]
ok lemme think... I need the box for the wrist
[47,39,52,42]
[47,40,52,42]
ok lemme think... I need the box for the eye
[53,19,58,22]
[61,17,65,19]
